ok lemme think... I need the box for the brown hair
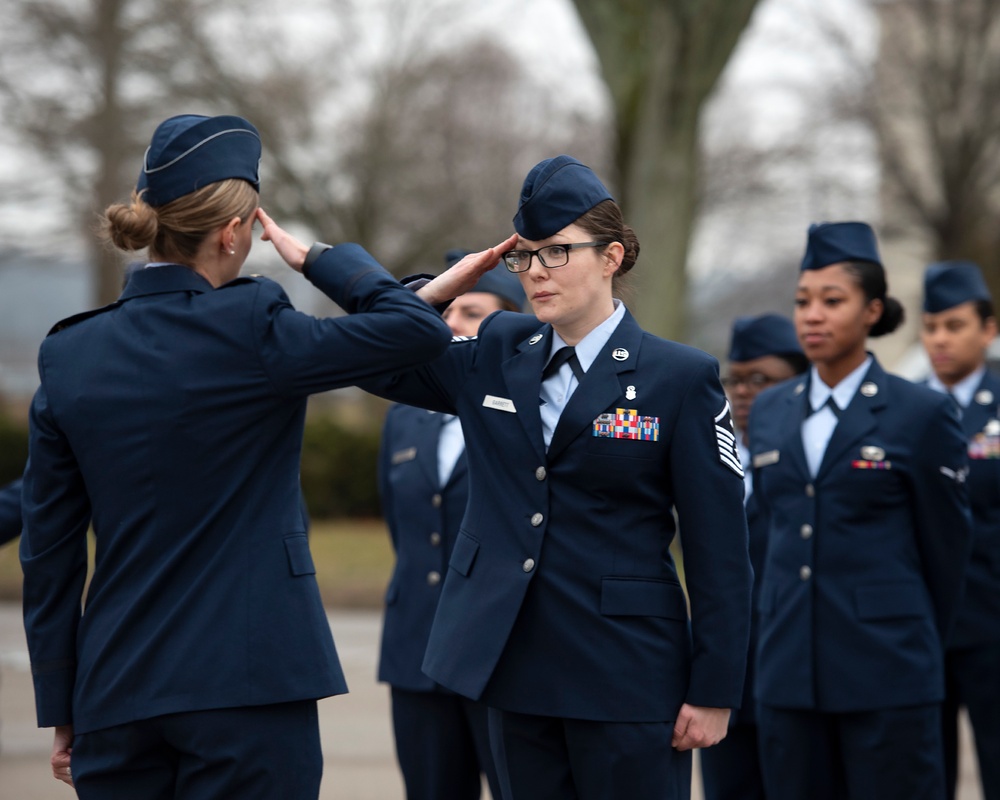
[102,179,259,264]
[574,199,640,299]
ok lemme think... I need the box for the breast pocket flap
[283,533,316,577]
[600,577,688,619]
[449,532,480,577]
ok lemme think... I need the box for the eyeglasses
[503,242,610,273]
[721,373,778,391]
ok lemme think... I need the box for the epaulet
[47,301,122,336]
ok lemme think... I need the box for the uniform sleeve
[252,243,452,396]
[358,311,511,414]
[910,396,973,644]
[20,377,91,728]
[0,478,23,546]
[670,359,752,709]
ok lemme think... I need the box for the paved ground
[0,602,983,799]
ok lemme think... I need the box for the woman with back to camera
[747,222,973,800]
[17,113,480,799]
[268,155,753,800]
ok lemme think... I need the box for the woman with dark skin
[748,222,972,800]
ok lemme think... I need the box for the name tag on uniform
[753,449,780,468]
[391,447,417,465]
[483,395,517,413]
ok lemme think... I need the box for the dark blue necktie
[812,396,842,419]
[542,346,585,382]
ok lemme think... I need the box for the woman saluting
[274,155,753,799]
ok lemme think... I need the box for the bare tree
[0,0,609,306]
[0,0,326,305]
[817,0,1000,297]
[570,0,761,339]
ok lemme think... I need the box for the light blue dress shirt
[436,414,464,488]
[802,356,872,477]
[540,300,627,449]
[927,364,985,412]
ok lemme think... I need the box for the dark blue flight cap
[136,115,261,207]
[513,155,613,241]
[728,313,802,363]
[801,221,882,271]
[444,249,525,310]
[923,260,992,313]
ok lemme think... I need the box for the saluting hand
[416,233,519,307]
[671,704,731,751]
[257,208,309,272]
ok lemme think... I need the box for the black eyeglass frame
[503,241,611,273]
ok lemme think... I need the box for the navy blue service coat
[363,298,752,723]
[950,369,1000,649]
[377,404,469,690]
[749,357,972,712]
[0,478,21,545]
[20,248,451,734]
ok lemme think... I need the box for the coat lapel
[415,411,445,489]
[500,325,550,463]
[815,360,886,481]
[778,377,812,480]
[546,312,644,462]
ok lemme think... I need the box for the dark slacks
[487,708,690,800]
[391,687,501,800]
[71,700,322,800]
[699,722,766,800]
[757,704,943,800]
[943,642,1000,800]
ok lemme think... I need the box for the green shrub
[300,416,382,519]
[0,414,28,485]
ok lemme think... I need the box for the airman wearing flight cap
[19,113,454,798]
[921,260,1000,800]
[376,251,524,800]
[701,314,806,800]
[748,221,972,800]
[301,152,754,800]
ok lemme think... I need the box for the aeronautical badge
[528,334,543,345]
[860,445,885,461]
[975,389,994,405]
[714,401,744,477]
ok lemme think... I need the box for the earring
[228,249,236,255]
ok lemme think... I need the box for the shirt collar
[548,299,627,371]
[927,365,986,409]
[808,355,873,413]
